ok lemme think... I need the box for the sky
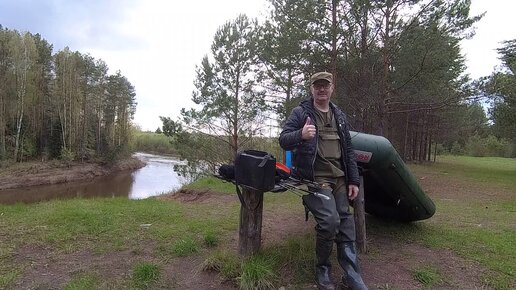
[1,0,515,131]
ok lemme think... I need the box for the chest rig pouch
[315,109,342,160]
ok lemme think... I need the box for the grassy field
[0,197,240,289]
[405,156,515,289]
[422,155,516,189]
[0,155,514,289]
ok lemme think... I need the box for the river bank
[1,156,513,289]
[0,157,146,190]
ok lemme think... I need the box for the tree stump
[238,186,264,256]
[354,175,367,253]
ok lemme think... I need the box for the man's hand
[301,117,316,140]
[348,184,359,200]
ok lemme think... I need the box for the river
[0,152,186,205]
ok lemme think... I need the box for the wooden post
[238,187,264,256]
[354,175,367,253]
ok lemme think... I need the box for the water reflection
[0,153,186,204]
[129,152,186,199]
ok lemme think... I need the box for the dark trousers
[303,177,355,243]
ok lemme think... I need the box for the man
[279,72,368,290]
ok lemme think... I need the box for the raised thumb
[305,117,311,126]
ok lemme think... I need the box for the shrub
[450,141,464,155]
[60,148,75,161]
[465,135,513,157]
[465,135,486,156]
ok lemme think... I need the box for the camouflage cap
[310,71,333,84]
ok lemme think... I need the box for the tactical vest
[313,108,345,180]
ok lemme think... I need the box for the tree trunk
[380,3,392,137]
[427,132,432,161]
[14,67,27,161]
[232,72,240,156]
[330,0,338,94]
[423,114,428,161]
[0,88,5,160]
[412,125,418,161]
[402,112,409,160]
[418,122,424,162]
[238,187,264,256]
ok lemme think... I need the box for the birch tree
[9,31,37,161]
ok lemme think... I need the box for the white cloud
[461,0,516,79]
[81,0,267,131]
[2,0,514,131]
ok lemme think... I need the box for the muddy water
[0,153,186,204]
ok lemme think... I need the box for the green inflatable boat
[350,131,436,222]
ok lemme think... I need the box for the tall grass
[202,234,316,288]
[132,262,160,289]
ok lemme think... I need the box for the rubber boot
[336,242,368,290]
[315,238,336,290]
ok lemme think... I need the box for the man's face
[310,80,333,103]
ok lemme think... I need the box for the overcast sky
[1,0,514,131]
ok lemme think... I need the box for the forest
[0,26,136,162]
[2,0,515,167]
[161,0,515,171]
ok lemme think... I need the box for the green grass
[400,156,515,289]
[203,231,219,247]
[202,250,242,280]
[202,234,316,288]
[238,255,278,290]
[183,176,236,193]
[0,270,18,290]
[63,273,98,290]
[332,155,516,289]
[0,197,238,250]
[1,155,515,289]
[172,238,199,256]
[0,196,239,289]
[412,266,443,288]
[419,155,516,189]
[203,251,280,289]
[131,262,160,289]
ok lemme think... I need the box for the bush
[60,148,75,161]
[465,135,486,157]
[450,141,464,155]
[485,135,513,157]
[434,143,448,155]
[465,135,513,157]
[131,132,176,155]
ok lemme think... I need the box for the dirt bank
[0,158,146,190]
